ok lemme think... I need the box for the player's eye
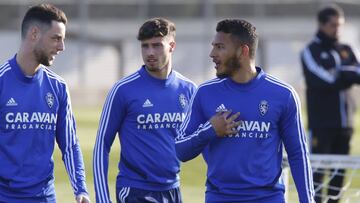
[153,43,162,48]
[52,36,63,42]
[215,44,223,49]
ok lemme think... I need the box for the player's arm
[338,67,360,84]
[175,89,240,162]
[340,45,360,84]
[55,84,89,201]
[280,89,315,203]
[93,84,125,203]
[175,89,215,162]
[301,46,354,90]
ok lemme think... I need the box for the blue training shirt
[176,67,314,203]
[93,65,196,203]
[0,56,88,199]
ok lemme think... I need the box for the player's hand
[76,194,91,203]
[210,110,241,137]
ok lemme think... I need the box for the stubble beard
[34,46,52,66]
[216,55,241,78]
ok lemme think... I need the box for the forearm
[288,153,314,203]
[175,121,216,162]
[93,135,112,203]
[62,142,88,196]
[338,67,360,85]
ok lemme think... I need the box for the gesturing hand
[210,110,241,137]
[76,194,91,203]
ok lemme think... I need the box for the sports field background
[53,105,360,202]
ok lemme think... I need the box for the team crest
[46,92,54,108]
[179,94,188,109]
[259,100,269,116]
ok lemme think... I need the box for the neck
[317,30,338,45]
[230,62,257,83]
[16,46,41,76]
[146,61,172,80]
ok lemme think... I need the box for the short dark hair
[137,18,176,41]
[21,4,67,39]
[216,19,258,59]
[317,4,344,24]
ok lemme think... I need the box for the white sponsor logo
[136,112,185,130]
[6,98,18,106]
[5,112,57,123]
[238,120,270,132]
[216,104,227,112]
[5,112,57,131]
[142,99,153,108]
[227,120,271,139]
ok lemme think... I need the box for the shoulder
[173,71,197,88]
[192,78,227,97]
[263,74,301,109]
[43,67,67,86]
[198,78,226,90]
[0,61,12,79]
[302,39,321,56]
[263,74,297,96]
[110,71,142,93]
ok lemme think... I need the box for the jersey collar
[9,55,43,83]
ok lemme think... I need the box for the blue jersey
[93,66,196,203]
[176,67,314,203]
[0,56,88,200]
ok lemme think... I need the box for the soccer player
[301,4,360,203]
[93,18,196,203]
[175,19,315,203]
[0,4,90,203]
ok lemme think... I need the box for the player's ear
[169,41,176,52]
[237,44,249,58]
[29,25,41,41]
[243,45,250,57]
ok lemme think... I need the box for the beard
[34,46,52,66]
[216,55,241,78]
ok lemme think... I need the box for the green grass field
[53,106,360,202]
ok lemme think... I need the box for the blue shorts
[116,187,182,203]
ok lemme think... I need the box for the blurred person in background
[301,4,360,203]
[0,4,90,203]
[93,17,196,203]
[176,18,314,203]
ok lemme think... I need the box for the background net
[285,154,360,203]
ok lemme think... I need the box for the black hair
[21,3,67,39]
[317,4,344,24]
[216,19,258,59]
[137,17,175,41]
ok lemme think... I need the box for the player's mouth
[50,52,58,60]
[213,60,220,69]
[147,59,157,63]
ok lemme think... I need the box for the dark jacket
[301,31,360,129]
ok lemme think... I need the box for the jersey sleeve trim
[93,72,140,203]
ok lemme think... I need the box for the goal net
[285,154,360,203]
